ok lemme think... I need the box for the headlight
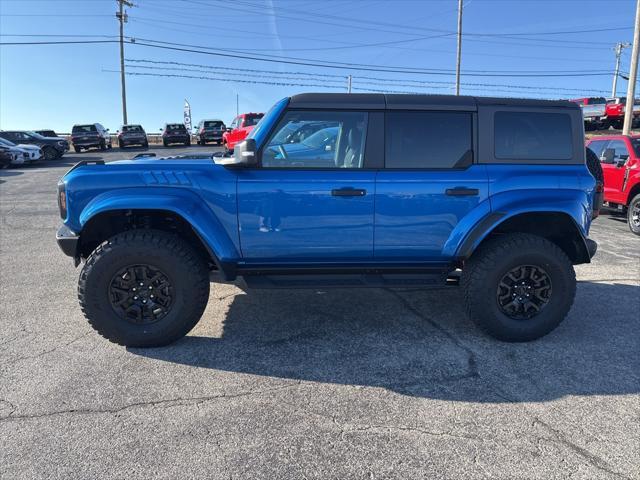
[57,182,67,219]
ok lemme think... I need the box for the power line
[1,38,619,78]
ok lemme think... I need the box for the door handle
[331,187,367,197]
[445,187,479,196]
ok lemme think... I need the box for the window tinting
[203,121,224,128]
[385,111,472,169]
[607,140,630,160]
[494,112,573,160]
[632,139,640,157]
[244,114,264,127]
[262,111,368,168]
[122,125,143,132]
[72,125,97,133]
[166,124,186,132]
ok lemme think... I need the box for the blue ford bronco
[56,94,599,347]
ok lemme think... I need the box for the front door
[237,110,375,262]
[601,139,631,204]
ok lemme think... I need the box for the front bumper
[56,224,79,259]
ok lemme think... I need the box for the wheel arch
[76,190,241,279]
[458,211,592,265]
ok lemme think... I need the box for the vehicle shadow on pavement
[133,281,640,402]
[0,170,24,183]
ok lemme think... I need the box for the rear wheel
[628,194,640,236]
[100,140,106,151]
[74,146,82,153]
[462,233,576,342]
[185,139,191,146]
[163,140,168,147]
[78,230,210,347]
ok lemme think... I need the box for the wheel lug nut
[139,282,144,286]
[142,300,147,304]
[150,294,154,298]
[133,296,138,300]
[148,286,152,289]
[132,287,136,291]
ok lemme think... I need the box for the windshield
[244,114,264,127]
[203,121,224,128]
[247,98,288,144]
[122,125,143,132]
[0,137,16,147]
[73,125,97,133]
[301,127,339,149]
[632,139,640,157]
[25,131,46,139]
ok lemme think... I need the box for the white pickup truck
[570,97,606,131]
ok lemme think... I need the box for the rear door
[375,110,489,261]
[237,109,377,261]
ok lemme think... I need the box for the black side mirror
[226,138,257,167]
[601,148,615,164]
[615,157,627,168]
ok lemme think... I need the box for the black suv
[0,131,67,160]
[195,119,225,145]
[117,124,148,149]
[161,123,191,147]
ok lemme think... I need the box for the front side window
[385,111,472,169]
[495,111,573,160]
[587,140,608,159]
[262,111,368,169]
[607,140,630,160]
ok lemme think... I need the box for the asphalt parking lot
[0,146,639,479]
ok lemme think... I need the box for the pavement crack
[3,332,90,366]
[0,383,299,423]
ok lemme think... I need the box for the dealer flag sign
[184,99,192,131]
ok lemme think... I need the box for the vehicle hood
[15,144,41,151]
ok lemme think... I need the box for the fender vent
[142,171,191,186]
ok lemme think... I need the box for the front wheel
[78,230,210,347]
[628,194,640,236]
[43,146,57,160]
[462,233,576,342]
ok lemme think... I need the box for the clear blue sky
[0,0,637,132]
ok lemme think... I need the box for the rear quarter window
[494,111,573,160]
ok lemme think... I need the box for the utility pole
[236,93,239,116]
[455,0,463,95]
[623,0,640,135]
[347,75,352,93]
[612,42,631,97]
[116,0,133,125]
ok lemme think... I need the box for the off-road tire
[628,194,640,236]
[462,233,576,342]
[143,141,149,149]
[74,147,82,153]
[100,140,106,151]
[185,139,191,146]
[78,230,210,347]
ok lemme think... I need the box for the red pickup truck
[586,134,640,235]
[222,112,264,153]
[603,97,640,130]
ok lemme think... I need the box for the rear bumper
[56,224,79,258]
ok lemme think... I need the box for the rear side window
[73,125,97,133]
[244,114,264,127]
[385,111,472,169]
[494,112,572,160]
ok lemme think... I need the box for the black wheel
[185,139,191,146]
[223,142,230,155]
[143,141,149,149]
[163,140,168,147]
[628,194,640,236]
[78,230,210,347]
[74,146,82,153]
[43,146,57,160]
[100,141,106,151]
[462,233,576,342]
[120,143,127,150]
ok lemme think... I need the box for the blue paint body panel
[59,95,597,281]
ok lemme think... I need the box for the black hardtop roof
[288,93,578,111]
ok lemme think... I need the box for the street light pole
[623,0,640,135]
[455,0,463,95]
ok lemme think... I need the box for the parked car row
[571,97,640,131]
[0,130,68,166]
